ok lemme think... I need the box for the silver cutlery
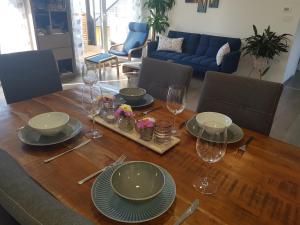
[139,106,163,116]
[239,136,254,152]
[44,139,91,163]
[78,154,126,185]
[174,199,200,225]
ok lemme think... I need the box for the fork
[239,136,254,152]
[78,155,126,185]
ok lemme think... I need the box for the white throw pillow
[157,35,184,53]
[216,43,230,66]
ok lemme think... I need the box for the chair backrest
[0,50,62,104]
[123,22,149,54]
[138,57,193,100]
[197,71,283,135]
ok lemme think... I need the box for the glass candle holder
[154,120,172,144]
[140,127,154,141]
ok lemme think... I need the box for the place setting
[91,160,177,223]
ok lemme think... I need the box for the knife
[174,199,200,225]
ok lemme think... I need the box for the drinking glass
[82,85,103,139]
[193,121,227,194]
[166,85,186,135]
[81,64,99,87]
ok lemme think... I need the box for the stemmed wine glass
[82,85,103,139]
[166,85,186,136]
[81,64,99,87]
[193,121,227,194]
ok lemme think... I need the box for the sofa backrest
[168,31,201,54]
[196,34,241,57]
[167,30,241,57]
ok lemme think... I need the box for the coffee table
[85,53,120,79]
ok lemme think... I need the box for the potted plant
[243,25,291,80]
[144,0,176,40]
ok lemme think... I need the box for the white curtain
[70,0,85,72]
[0,0,34,54]
[107,0,146,44]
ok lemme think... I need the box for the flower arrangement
[136,117,156,129]
[115,104,134,118]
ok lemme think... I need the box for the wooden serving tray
[94,116,180,154]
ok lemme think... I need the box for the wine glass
[166,85,186,136]
[193,121,227,194]
[82,85,103,139]
[81,64,99,87]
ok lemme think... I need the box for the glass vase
[118,116,134,132]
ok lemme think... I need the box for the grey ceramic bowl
[119,88,146,102]
[111,161,165,201]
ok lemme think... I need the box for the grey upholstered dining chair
[0,149,95,225]
[197,71,283,135]
[0,50,62,104]
[138,57,193,100]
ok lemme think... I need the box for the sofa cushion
[150,51,191,61]
[0,149,95,225]
[196,34,241,57]
[157,35,184,53]
[168,31,201,54]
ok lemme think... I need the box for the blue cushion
[196,34,241,57]
[85,53,115,63]
[122,22,149,53]
[149,51,190,61]
[109,49,128,56]
[168,31,201,54]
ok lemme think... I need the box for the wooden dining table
[0,88,299,225]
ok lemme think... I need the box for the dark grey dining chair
[0,50,62,104]
[197,71,283,135]
[138,57,193,100]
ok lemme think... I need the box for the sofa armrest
[147,41,158,56]
[221,51,241,73]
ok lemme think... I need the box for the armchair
[109,22,149,61]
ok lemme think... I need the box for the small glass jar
[99,99,116,124]
[140,127,154,141]
[154,120,172,144]
[118,116,134,132]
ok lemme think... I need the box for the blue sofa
[147,31,242,77]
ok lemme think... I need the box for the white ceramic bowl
[111,161,165,201]
[28,112,70,136]
[196,112,232,134]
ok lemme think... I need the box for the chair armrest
[147,41,158,56]
[110,44,124,52]
[128,44,147,61]
[221,51,241,73]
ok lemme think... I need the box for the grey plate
[91,164,176,223]
[18,118,82,146]
[186,116,244,144]
[114,93,154,108]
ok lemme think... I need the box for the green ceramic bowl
[119,88,146,102]
[111,161,165,201]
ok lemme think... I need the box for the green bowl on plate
[111,161,165,201]
[119,88,146,102]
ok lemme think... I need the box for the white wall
[168,0,300,83]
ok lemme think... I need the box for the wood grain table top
[0,88,299,225]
